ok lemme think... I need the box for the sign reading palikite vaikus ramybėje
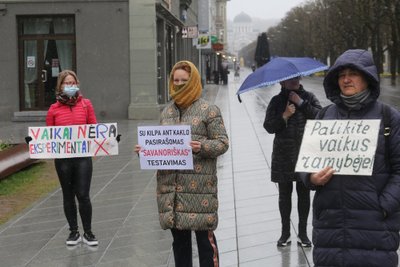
[295,119,380,175]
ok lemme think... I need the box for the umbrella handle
[237,94,242,103]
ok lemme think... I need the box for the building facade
[228,11,258,57]
[0,0,229,122]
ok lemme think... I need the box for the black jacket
[264,85,321,182]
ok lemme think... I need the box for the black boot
[277,216,291,247]
[297,181,311,247]
[277,231,291,247]
[277,183,292,247]
[297,221,311,247]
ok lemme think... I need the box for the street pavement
[0,68,399,266]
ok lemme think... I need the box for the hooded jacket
[302,49,400,267]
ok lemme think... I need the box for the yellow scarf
[169,61,202,109]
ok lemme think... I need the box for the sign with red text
[28,123,119,159]
[137,125,193,170]
[295,120,380,175]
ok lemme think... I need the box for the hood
[323,49,380,106]
[168,60,202,109]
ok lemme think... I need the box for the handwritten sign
[138,125,193,170]
[28,123,119,159]
[295,120,380,175]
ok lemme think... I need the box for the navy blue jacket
[301,49,400,267]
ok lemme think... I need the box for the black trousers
[171,229,219,267]
[55,157,93,233]
[278,181,310,235]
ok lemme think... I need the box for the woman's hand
[134,145,141,156]
[190,141,201,153]
[288,91,303,106]
[283,101,296,120]
[310,166,335,186]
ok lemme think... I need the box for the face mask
[173,83,186,91]
[63,85,79,97]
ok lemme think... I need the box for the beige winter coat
[157,98,229,230]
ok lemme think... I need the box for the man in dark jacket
[264,76,322,247]
[300,49,400,267]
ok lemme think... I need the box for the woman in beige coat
[135,61,229,267]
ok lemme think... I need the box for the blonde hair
[171,61,192,76]
[55,70,79,95]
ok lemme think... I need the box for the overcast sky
[227,0,306,20]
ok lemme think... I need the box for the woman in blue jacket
[301,49,400,266]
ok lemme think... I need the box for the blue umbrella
[237,57,328,96]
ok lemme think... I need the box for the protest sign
[28,123,118,159]
[137,125,193,170]
[295,119,380,175]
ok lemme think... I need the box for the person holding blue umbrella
[263,76,322,247]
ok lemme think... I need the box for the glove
[25,136,32,144]
[116,134,121,143]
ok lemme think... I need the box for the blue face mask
[63,85,79,97]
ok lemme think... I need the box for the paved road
[0,68,399,266]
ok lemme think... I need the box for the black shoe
[66,231,81,246]
[297,234,312,247]
[277,233,291,247]
[83,231,98,246]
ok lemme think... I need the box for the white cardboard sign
[295,119,380,175]
[28,123,119,159]
[137,125,193,170]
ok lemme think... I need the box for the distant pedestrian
[206,59,211,83]
[234,65,240,80]
[135,61,229,266]
[220,60,229,85]
[300,49,400,267]
[213,70,219,84]
[263,76,321,247]
[46,70,98,246]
